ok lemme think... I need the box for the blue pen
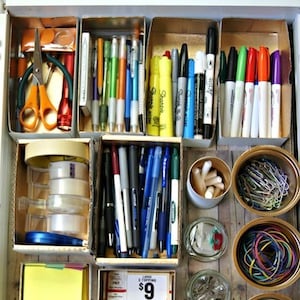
[140,147,154,247]
[183,59,195,138]
[125,42,132,132]
[158,146,170,252]
[142,146,162,258]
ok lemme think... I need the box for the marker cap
[188,59,195,77]
[245,47,257,83]
[271,50,281,84]
[258,46,270,81]
[219,50,227,84]
[206,26,217,55]
[179,43,188,77]
[150,55,160,75]
[236,46,247,81]
[226,46,237,81]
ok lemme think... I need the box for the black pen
[98,172,106,257]
[203,25,217,139]
[103,147,115,248]
[129,144,140,253]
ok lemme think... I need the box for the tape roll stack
[24,140,90,240]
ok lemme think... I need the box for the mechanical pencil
[97,38,104,96]
[92,40,99,131]
[138,39,145,133]
[124,41,132,132]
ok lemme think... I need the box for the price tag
[127,272,170,300]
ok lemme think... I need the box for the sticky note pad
[22,263,89,300]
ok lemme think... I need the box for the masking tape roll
[25,140,89,168]
[48,194,89,214]
[49,161,89,180]
[49,178,89,197]
[47,214,87,237]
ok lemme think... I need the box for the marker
[97,38,104,96]
[203,26,217,139]
[218,50,226,133]
[99,40,111,131]
[146,55,160,136]
[223,46,237,137]
[230,45,247,137]
[124,42,132,132]
[142,146,162,258]
[92,40,99,131]
[130,33,139,133]
[108,36,118,132]
[116,36,127,132]
[250,78,260,138]
[270,50,281,138]
[258,46,270,138]
[175,43,188,137]
[183,59,195,138]
[171,48,179,132]
[159,55,174,136]
[194,51,206,139]
[118,146,133,251]
[242,47,257,137]
[111,145,127,257]
[138,39,145,133]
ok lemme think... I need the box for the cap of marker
[271,50,281,84]
[206,26,217,55]
[236,46,247,81]
[258,46,270,81]
[226,47,237,81]
[245,47,257,83]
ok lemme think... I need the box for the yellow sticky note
[22,263,88,300]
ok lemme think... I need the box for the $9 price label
[127,273,170,300]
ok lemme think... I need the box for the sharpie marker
[230,45,247,137]
[175,43,188,137]
[218,50,226,133]
[270,50,281,138]
[223,46,237,137]
[203,26,217,139]
[258,46,270,138]
[242,47,257,137]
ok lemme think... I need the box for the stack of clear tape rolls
[24,140,90,242]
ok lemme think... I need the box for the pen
[230,45,247,137]
[171,48,179,132]
[203,26,217,139]
[142,146,162,258]
[146,55,160,136]
[98,166,106,257]
[99,40,111,131]
[125,42,132,132]
[130,32,139,133]
[158,146,170,252]
[183,59,195,138]
[170,147,179,256]
[138,39,145,133]
[270,50,281,138]
[97,38,104,96]
[116,36,126,132]
[128,144,140,252]
[159,55,174,137]
[108,36,118,132]
[118,146,133,251]
[242,47,257,137]
[92,40,99,131]
[103,147,115,248]
[111,145,128,257]
[218,50,226,134]
[223,46,237,137]
[194,51,206,139]
[175,43,188,137]
[258,46,270,138]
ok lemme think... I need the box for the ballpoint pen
[118,146,133,251]
[146,55,160,136]
[158,146,170,252]
[242,47,257,137]
[125,41,132,132]
[218,50,226,134]
[183,58,195,138]
[223,46,237,137]
[175,43,188,137]
[116,36,126,132]
[128,144,140,252]
[108,36,118,132]
[258,46,270,138]
[138,146,146,209]
[170,147,179,256]
[99,40,111,131]
[142,146,162,258]
[230,45,247,137]
[138,39,145,133]
[130,31,139,133]
[270,50,281,138]
[159,54,173,137]
[171,48,179,133]
[111,145,128,257]
[92,40,99,131]
[97,38,104,96]
[203,26,217,139]
[103,147,115,248]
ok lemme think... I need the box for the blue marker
[183,59,195,138]
[142,146,162,258]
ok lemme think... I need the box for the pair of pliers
[19,29,58,131]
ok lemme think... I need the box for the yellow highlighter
[159,55,174,137]
[147,55,161,136]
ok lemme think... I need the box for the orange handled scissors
[19,29,57,131]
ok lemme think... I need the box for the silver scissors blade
[32,29,44,84]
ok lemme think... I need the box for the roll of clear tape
[49,161,89,180]
[49,178,89,197]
